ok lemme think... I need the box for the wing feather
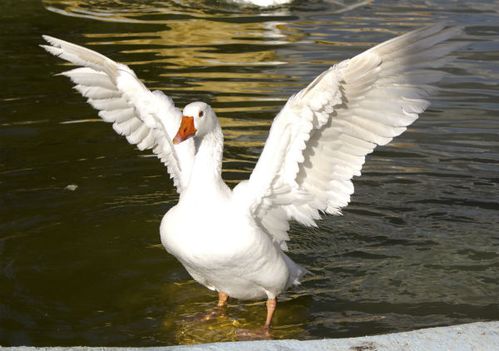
[42,36,194,192]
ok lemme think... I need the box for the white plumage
[41,23,463,330]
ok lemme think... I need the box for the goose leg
[264,298,277,330]
[236,298,276,339]
[196,291,229,321]
[217,291,229,307]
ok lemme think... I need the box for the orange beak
[173,116,197,144]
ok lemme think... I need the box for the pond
[1,0,498,346]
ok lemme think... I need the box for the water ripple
[1,0,498,346]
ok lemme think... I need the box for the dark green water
[1,0,498,346]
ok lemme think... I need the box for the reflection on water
[162,281,310,343]
[1,0,499,346]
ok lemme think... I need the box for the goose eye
[198,111,204,118]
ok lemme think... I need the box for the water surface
[1,0,499,346]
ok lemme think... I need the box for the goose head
[173,102,217,144]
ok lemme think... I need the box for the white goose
[42,23,463,331]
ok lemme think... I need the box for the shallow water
[1,0,499,346]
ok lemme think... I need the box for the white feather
[235,23,464,247]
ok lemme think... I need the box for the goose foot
[186,292,229,322]
[217,291,229,307]
[185,308,224,322]
[235,297,276,340]
[236,326,272,340]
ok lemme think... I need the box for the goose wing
[235,23,464,250]
[42,36,194,193]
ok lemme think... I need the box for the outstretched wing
[41,36,194,193]
[234,23,464,250]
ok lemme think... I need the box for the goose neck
[189,126,224,187]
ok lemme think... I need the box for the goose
[41,23,463,332]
